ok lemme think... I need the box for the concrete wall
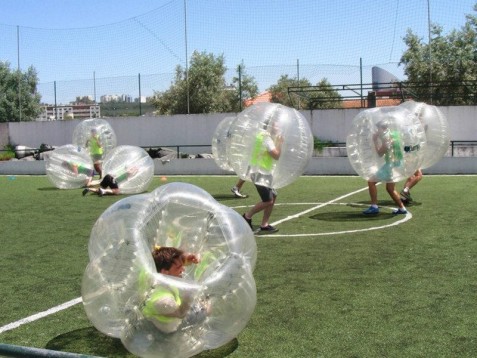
[2,106,476,151]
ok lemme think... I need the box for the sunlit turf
[1,175,476,357]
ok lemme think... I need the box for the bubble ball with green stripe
[227,102,314,189]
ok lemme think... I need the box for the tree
[307,78,343,109]
[152,51,258,114]
[400,3,477,105]
[268,74,342,109]
[226,62,259,112]
[0,61,42,122]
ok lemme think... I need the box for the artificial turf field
[0,174,476,357]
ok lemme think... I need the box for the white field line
[233,183,412,237]
[0,297,82,334]
[272,185,371,225]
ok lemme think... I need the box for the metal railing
[288,80,477,108]
[2,141,477,159]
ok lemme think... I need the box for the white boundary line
[232,201,412,237]
[0,184,410,334]
[232,184,412,237]
[0,297,82,334]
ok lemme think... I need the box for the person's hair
[152,246,184,272]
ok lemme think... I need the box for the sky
[1,0,475,104]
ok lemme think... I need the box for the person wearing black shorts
[82,174,120,196]
[82,167,139,197]
[242,120,283,234]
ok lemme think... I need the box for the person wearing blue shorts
[363,120,407,215]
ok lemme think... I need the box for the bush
[313,137,335,152]
[0,145,15,161]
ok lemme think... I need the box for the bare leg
[259,196,276,227]
[368,181,378,206]
[245,200,273,219]
[403,169,423,191]
[386,183,405,209]
[94,162,102,179]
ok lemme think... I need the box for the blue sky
[1,0,475,104]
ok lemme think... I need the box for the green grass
[1,175,477,357]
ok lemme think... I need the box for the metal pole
[17,26,22,121]
[184,0,190,114]
[93,71,96,103]
[138,73,142,116]
[296,59,300,110]
[54,81,57,120]
[238,65,242,111]
[360,57,363,107]
[0,342,103,358]
[427,0,432,104]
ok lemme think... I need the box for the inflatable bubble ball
[82,182,257,358]
[72,118,117,160]
[211,116,236,172]
[346,106,427,183]
[399,101,450,169]
[227,102,313,189]
[101,145,154,195]
[45,144,94,189]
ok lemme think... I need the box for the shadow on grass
[37,187,60,191]
[45,326,239,357]
[309,203,400,222]
[212,194,249,202]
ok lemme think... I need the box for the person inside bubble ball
[243,119,284,233]
[62,160,94,186]
[363,119,407,215]
[82,166,138,196]
[141,246,210,334]
[85,128,104,179]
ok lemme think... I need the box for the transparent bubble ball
[101,145,154,194]
[82,182,257,358]
[227,103,313,189]
[346,106,427,182]
[72,118,117,160]
[45,144,94,189]
[211,116,235,172]
[399,101,450,169]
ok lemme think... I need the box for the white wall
[3,106,477,151]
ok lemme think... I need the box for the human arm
[266,135,283,160]
[182,253,200,265]
[373,132,387,157]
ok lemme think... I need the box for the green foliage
[0,144,15,161]
[0,61,42,122]
[151,51,258,114]
[100,101,155,117]
[268,74,311,107]
[400,3,477,104]
[313,136,335,152]
[268,75,342,109]
[228,62,259,112]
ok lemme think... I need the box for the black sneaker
[400,190,412,202]
[242,213,252,229]
[82,188,89,196]
[256,225,279,234]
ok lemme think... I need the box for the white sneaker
[231,187,248,198]
[98,188,105,197]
